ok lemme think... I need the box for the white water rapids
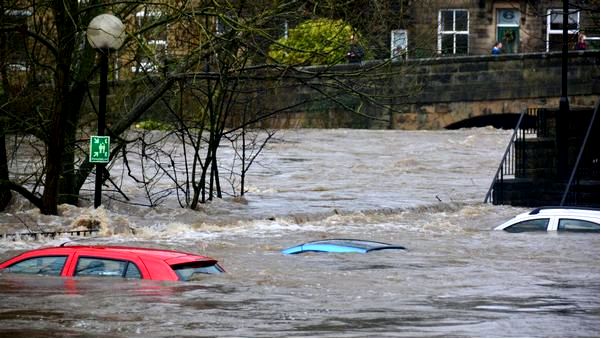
[0,128,598,337]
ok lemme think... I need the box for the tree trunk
[41,0,76,215]
[0,2,13,210]
[59,81,88,206]
[41,75,69,215]
[0,133,11,210]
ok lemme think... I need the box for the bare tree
[0,0,199,213]
[1,0,428,214]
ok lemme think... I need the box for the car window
[171,262,224,281]
[125,262,142,279]
[557,218,600,233]
[4,256,67,275]
[504,218,549,232]
[75,257,141,279]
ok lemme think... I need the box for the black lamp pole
[94,50,109,208]
[560,0,569,113]
[87,13,124,209]
[557,0,570,180]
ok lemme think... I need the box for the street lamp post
[87,14,125,208]
[557,0,570,181]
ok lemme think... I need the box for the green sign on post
[89,136,110,163]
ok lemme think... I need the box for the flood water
[0,128,599,337]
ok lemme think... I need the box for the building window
[132,9,168,73]
[391,29,408,59]
[438,9,469,55]
[216,14,235,36]
[215,16,226,36]
[3,10,32,71]
[283,20,289,40]
[546,9,580,52]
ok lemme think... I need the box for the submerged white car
[494,207,600,233]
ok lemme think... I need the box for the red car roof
[58,245,212,261]
[4,245,214,263]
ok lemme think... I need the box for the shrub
[268,18,359,65]
[135,120,173,131]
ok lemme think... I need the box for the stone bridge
[255,50,599,130]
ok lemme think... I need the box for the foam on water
[0,129,597,338]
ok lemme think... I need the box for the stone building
[398,0,599,58]
[3,1,599,75]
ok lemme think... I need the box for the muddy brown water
[1,129,598,337]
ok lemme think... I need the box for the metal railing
[484,108,540,204]
[1,228,100,241]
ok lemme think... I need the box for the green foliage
[135,120,173,131]
[268,18,357,65]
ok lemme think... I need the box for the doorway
[496,9,520,53]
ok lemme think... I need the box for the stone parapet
[260,51,599,129]
[90,51,600,130]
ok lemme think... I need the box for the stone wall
[100,50,599,131]
[258,50,599,129]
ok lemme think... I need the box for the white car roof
[524,207,599,219]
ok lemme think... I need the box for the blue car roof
[281,239,406,254]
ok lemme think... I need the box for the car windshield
[307,239,393,250]
[171,261,224,281]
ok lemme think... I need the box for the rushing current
[0,128,598,337]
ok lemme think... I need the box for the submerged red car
[0,245,224,281]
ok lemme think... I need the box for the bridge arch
[444,113,536,130]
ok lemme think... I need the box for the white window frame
[215,16,225,36]
[4,9,32,71]
[391,29,408,59]
[4,9,33,16]
[437,9,469,55]
[584,36,600,46]
[216,15,233,36]
[136,10,163,20]
[283,20,289,39]
[133,10,167,73]
[135,10,167,43]
[546,8,580,52]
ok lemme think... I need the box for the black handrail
[484,108,539,204]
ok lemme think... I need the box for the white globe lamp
[87,14,125,50]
